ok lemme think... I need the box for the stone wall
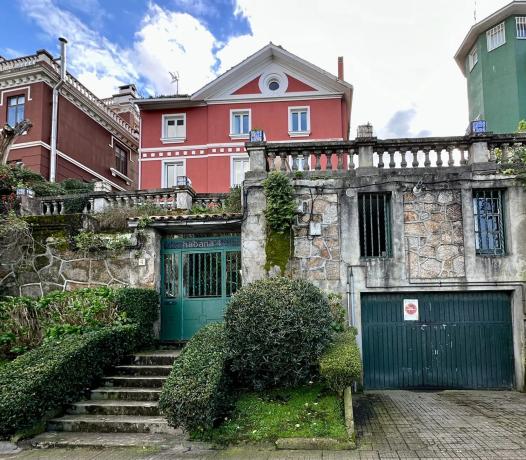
[0,228,159,297]
[404,190,465,279]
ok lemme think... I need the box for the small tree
[1,120,32,165]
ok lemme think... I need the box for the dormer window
[162,114,186,143]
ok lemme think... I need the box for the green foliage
[264,228,293,274]
[225,277,333,390]
[0,287,158,359]
[224,187,242,213]
[114,288,159,346]
[319,330,362,394]
[94,203,169,231]
[0,324,140,437]
[262,172,297,233]
[328,293,347,333]
[194,384,347,445]
[63,195,89,214]
[73,231,132,252]
[159,323,233,432]
[493,120,526,184]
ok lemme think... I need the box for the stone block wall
[0,229,159,297]
[404,190,465,279]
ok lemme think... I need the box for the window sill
[161,137,186,144]
[110,168,133,185]
[288,131,311,138]
[229,133,250,140]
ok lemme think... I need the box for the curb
[343,386,356,447]
[275,437,353,450]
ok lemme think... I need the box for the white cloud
[133,4,217,95]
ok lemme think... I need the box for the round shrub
[225,277,333,390]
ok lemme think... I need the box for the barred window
[486,22,506,51]
[358,192,392,258]
[516,17,526,38]
[473,189,505,255]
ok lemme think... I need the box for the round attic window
[268,80,280,91]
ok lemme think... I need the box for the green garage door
[362,292,513,389]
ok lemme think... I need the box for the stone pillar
[241,181,267,283]
[246,143,267,179]
[18,195,40,216]
[355,124,376,171]
[176,189,193,210]
[468,140,490,164]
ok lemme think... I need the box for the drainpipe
[49,37,67,182]
[347,265,356,328]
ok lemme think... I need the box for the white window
[516,17,526,38]
[231,157,249,187]
[163,161,186,188]
[230,109,251,138]
[162,114,186,142]
[288,106,310,136]
[486,22,506,51]
[468,46,478,71]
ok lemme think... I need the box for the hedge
[0,325,140,438]
[319,329,362,393]
[225,277,333,390]
[159,323,232,432]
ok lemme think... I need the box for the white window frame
[161,113,186,144]
[229,109,251,139]
[516,17,526,38]
[486,22,506,51]
[230,155,250,187]
[468,46,478,72]
[161,159,186,188]
[288,106,311,137]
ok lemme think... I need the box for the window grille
[473,189,505,256]
[486,22,506,51]
[7,95,25,127]
[358,192,392,258]
[468,46,478,71]
[517,17,526,38]
[183,252,222,298]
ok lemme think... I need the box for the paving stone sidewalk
[4,390,526,459]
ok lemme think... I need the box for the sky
[0,0,512,138]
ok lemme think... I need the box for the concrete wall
[242,167,526,389]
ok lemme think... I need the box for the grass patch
[193,384,347,445]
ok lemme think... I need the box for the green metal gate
[362,292,513,389]
[160,236,241,341]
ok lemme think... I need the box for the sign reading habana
[163,237,241,250]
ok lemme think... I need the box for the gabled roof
[455,1,526,76]
[135,43,353,110]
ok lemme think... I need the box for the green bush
[262,171,296,233]
[224,187,242,213]
[328,292,347,332]
[115,288,159,346]
[225,277,333,390]
[159,323,232,432]
[0,324,140,437]
[319,329,362,393]
[0,287,158,358]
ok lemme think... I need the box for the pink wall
[140,97,347,192]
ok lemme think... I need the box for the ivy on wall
[262,172,296,274]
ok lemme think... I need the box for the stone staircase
[32,350,184,449]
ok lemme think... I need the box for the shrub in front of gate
[225,277,333,390]
[159,323,233,432]
[0,324,140,438]
[319,328,362,394]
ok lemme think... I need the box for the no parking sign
[403,299,419,321]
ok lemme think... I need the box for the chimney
[337,56,344,80]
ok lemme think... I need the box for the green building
[455,1,526,133]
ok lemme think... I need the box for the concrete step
[114,365,173,376]
[47,414,175,434]
[103,375,167,388]
[68,400,159,416]
[31,431,184,449]
[129,350,181,366]
[90,387,161,401]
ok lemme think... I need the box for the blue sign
[471,120,487,134]
[249,129,264,142]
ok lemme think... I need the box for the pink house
[136,44,353,193]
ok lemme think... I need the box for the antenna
[474,0,477,22]
[169,71,179,95]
